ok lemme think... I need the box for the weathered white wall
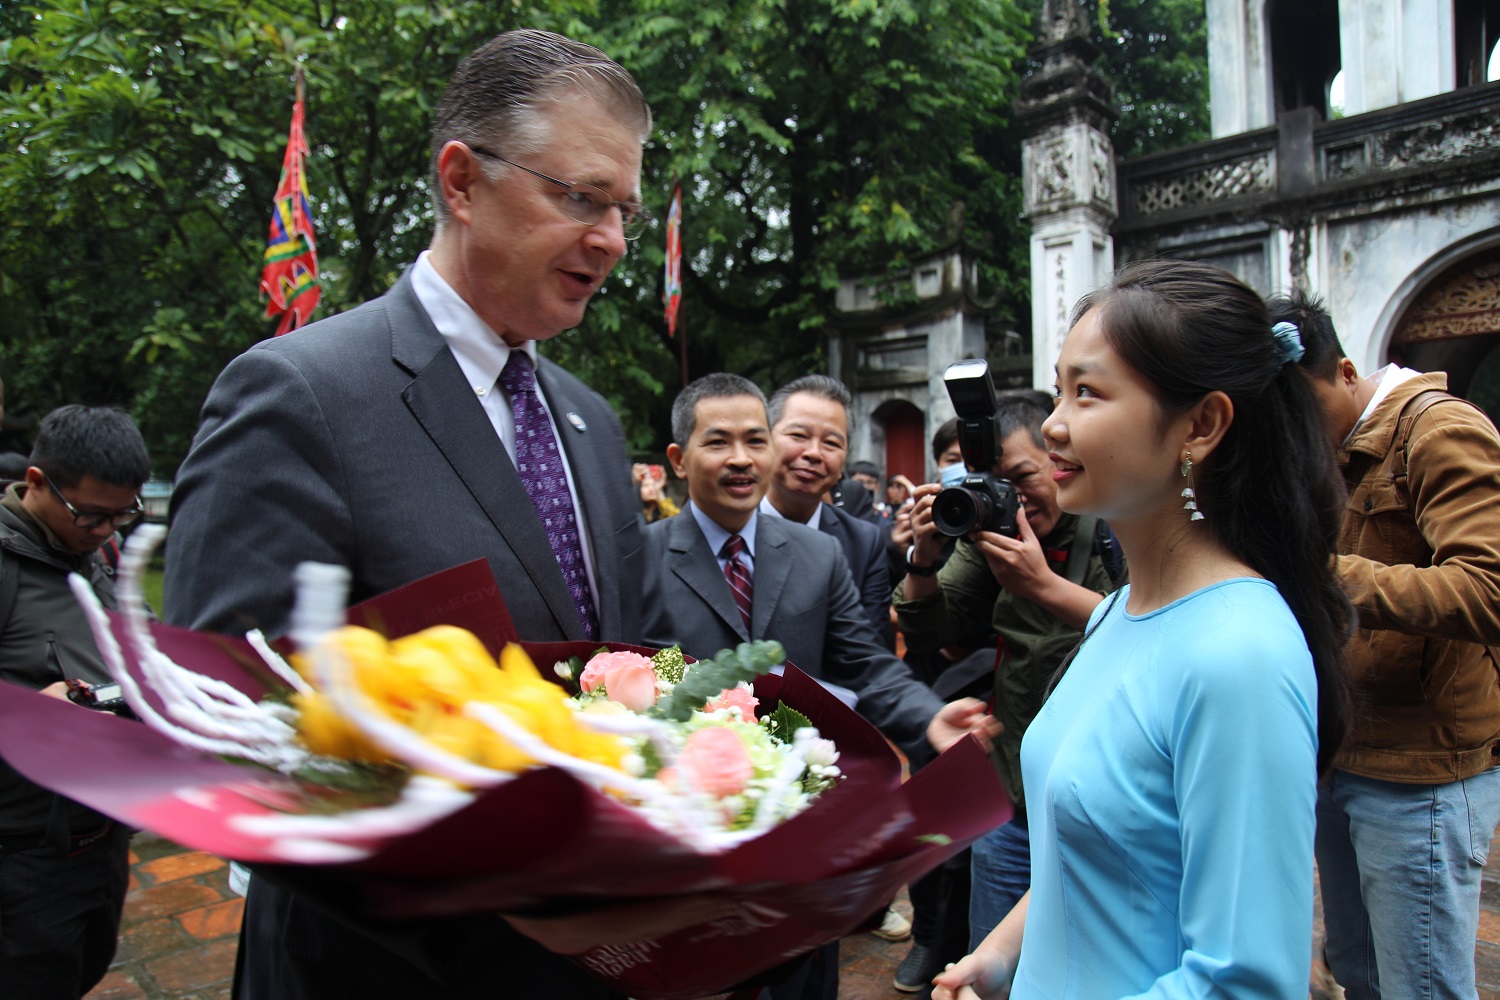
[1324,203,1500,370]
[1339,0,1455,114]
[1207,0,1273,137]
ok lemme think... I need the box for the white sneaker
[871,906,912,942]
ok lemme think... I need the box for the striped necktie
[721,533,753,632]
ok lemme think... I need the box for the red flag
[260,88,320,336]
[663,179,682,337]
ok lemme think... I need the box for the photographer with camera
[0,405,150,999]
[892,365,1122,987]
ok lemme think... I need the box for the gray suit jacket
[165,271,642,644]
[818,501,893,646]
[641,510,944,759]
[164,271,636,1000]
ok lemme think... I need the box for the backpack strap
[1064,515,1098,585]
[0,546,18,635]
[1388,388,1500,677]
[1390,389,1475,486]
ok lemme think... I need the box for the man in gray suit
[643,373,994,766]
[165,30,650,1000]
[762,375,893,648]
[643,374,996,1000]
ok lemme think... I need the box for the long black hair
[1072,259,1351,775]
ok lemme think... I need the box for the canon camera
[931,359,1021,538]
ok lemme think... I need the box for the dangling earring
[1180,451,1204,522]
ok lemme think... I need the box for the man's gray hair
[671,373,767,446]
[766,374,854,435]
[429,30,652,225]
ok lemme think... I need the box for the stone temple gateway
[830,0,1500,483]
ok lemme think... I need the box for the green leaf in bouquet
[652,645,688,685]
[634,735,667,778]
[762,702,814,746]
[648,640,785,723]
[284,759,412,815]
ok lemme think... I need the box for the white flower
[804,737,839,768]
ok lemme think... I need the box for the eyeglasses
[43,472,143,531]
[468,146,653,241]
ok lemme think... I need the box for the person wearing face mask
[892,397,1123,991]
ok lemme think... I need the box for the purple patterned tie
[721,534,753,632]
[499,351,599,640]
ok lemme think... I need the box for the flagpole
[295,66,305,105]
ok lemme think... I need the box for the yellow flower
[291,626,626,777]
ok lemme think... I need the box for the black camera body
[66,679,135,719]
[932,359,1021,539]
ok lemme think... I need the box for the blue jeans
[968,817,1031,951]
[1316,766,1500,1000]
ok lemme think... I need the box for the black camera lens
[932,485,992,537]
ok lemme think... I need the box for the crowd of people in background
[5,26,1500,1000]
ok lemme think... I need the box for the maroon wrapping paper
[0,560,1011,999]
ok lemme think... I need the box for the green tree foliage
[3,0,1206,466]
[1099,0,1210,156]
[547,0,1034,448]
[0,0,583,470]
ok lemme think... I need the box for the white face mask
[938,462,968,488]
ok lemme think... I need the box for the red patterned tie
[499,351,599,640]
[722,534,753,632]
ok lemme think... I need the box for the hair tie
[1271,321,1305,365]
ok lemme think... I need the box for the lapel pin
[566,412,588,432]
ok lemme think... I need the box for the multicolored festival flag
[663,179,682,337]
[260,86,320,336]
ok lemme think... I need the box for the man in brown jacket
[1280,292,1500,1000]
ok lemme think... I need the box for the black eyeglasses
[43,472,143,530]
[468,146,653,241]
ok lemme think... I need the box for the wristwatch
[906,545,937,577]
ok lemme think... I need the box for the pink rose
[704,684,759,722]
[579,651,658,712]
[676,727,753,797]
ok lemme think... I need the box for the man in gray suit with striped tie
[640,373,997,1000]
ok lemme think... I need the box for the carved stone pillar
[1016,0,1119,391]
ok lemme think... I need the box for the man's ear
[1183,390,1234,465]
[23,466,45,491]
[435,141,482,225]
[1338,357,1361,391]
[666,443,688,480]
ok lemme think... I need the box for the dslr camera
[931,359,1021,538]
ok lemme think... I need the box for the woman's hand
[931,949,1017,1000]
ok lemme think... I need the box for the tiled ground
[85,832,1500,1000]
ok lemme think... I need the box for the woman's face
[885,482,909,505]
[1042,306,1195,528]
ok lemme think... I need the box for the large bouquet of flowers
[0,529,1010,999]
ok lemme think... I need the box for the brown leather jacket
[1335,372,1500,783]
